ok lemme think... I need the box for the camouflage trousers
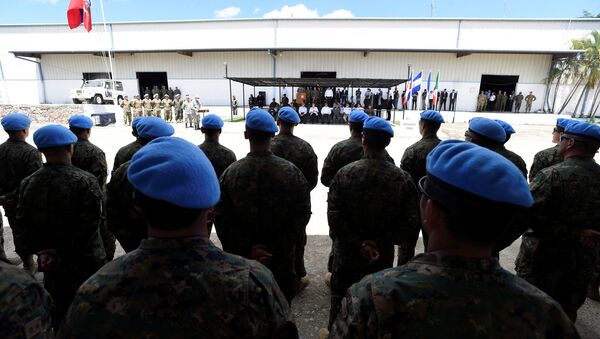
[123,111,132,125]
[516,235,596,321]
[0,209,5,260]
[164,108,173,122]
[175,109,183,122]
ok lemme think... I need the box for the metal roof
[227,77,407,88]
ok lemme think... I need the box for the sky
[0,0,599,24]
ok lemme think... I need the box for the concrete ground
[1,110,599,338]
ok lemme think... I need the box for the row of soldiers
[120,94,205,129]
[0,107,599,337]
[476,90,537,113]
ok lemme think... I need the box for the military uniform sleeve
[247,264,299,338]
[5,149,41,201]
[14,179,35,256]
[321,148,338,187]
[291,168,311,242]
[1,284,53,339]
[304,148,319,191]
[529,152,545,182]
[394,175,420,265]
[329,276,377,338]
[327,171,361,247]
[400,147,417,183]
[527,169,563,239]
[92,150,108,191]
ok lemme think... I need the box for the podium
[82,104,123,126]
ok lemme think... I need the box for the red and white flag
[67,0,92,32]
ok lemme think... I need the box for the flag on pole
[426,71,431,94]
[404,70,412,107]
[67,0,92,32]
[412,71,422,95]
[432,71,440,107]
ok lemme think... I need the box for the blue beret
[246,108,278,133]
[348,110,368,124]
[1,113,31,131]
[136,117,175,139]
[128,137,220,209]
[33,125,78,150]
[68,115,94,129]
[556,118,572,129]
[427,140,533,207]
[278,107,300,124]
[201,114,224,129]
[494,119,515,135]
[564,121,600,142]
[132,117,144,129]
[420,110,445,123]
[364,116,394,137]
[468,117,506,143]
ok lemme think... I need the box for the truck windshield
[83,80,104,88]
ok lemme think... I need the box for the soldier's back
[272,134,318,190]
[199,141,237,179]
[106,161,146,252]
[0,259,53,339]
[16,164,105,263]
[330,253,579,338]
[59,238,298,338]
[529,145,562,181]
[0,139,42,196]
[112,141,142,173]
[72,140,108,189]
[400,136,441,183]
[496,146,528,178]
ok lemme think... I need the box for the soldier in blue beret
[215,108,311,303]
[0,113,42,269]
[401,110,444,250]
[272,106,318,294]
[60,137,298,338]
[320,110,395,286]
[509,120,600,319]
[15,124,106,326]
[327,116,419,329]
[330,140,578,338]
[106,117,174,253]
[529,118,572,181]
[493,119,528,178]
[198,114,236,234]
[112,116,144,174]
[464,117,527,177]
[68,115,115,261]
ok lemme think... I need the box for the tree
[581,11,600,18]
[571,31,600,117]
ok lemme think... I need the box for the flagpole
[99,0,117,105]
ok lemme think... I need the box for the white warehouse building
[0,17,599,112]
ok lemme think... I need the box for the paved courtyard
[2,109,599,338]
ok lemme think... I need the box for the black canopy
[227,77,407,88]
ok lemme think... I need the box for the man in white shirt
[342,104,352,123]
[488,92,496,111]
[321,104,332,124]
[299,104,308,124]
[325,88,334,107]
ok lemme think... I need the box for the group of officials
[119,93,206,130]
[476,90,538,113]
[0,105,599,338]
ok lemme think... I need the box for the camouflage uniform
[142,97,153,117]
[321,136,394,188]
[72,139,115,261]
[58,238,298,338]
[476,93,487,112]
[173,96,184,122]
[112,140,142,174]
[330,253,579,338]
[515,158,600,321]
[151,98,162,118]
[15,164,106,325]
[271,133,319,279]
[515,94,524,112]
[529,145,563,182]
[215,151,311,303]
[525,94,536,113]
[199,140,237,179]
[132,97,143,118]
[106,160,146,253]
[400,136,441,184]
[495,146,528,178]
[327,154,420,327]
[162,97,173,122]
[120,97,132,125]
[0,259,53,339]
[0,139,42,260]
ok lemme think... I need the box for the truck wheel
[93,94,104,105]
[72,99,81,104]
[117,96,123,105]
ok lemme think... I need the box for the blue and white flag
[427,71,431,93]
[412,71,422,94]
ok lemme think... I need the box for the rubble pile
[0,104,84,124]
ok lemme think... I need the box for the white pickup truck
[70,79,125,105]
